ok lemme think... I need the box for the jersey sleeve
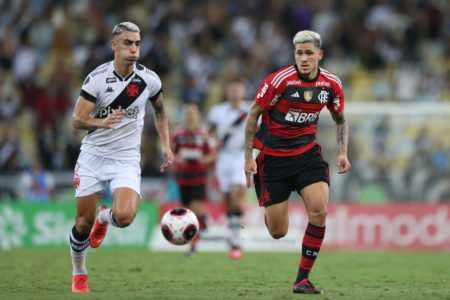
[80,74,100,103]
[145,70,163,102]
[327,80,345,113]
[254,76,278,111]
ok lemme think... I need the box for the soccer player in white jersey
[69,22,173,293]
[208,79,249,259]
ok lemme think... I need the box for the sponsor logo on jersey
[333,95,340,110]
[270,94,281,107]
[285,108,319,124]
[315,81,330,87]
[257,82,269,98]
[291,91,300,98]
[105,86,114,93]
[286,80,302,86]
[91,68,108,77]
[106,77,117,83]
[304,91,313,102]
[318,90,329,103]
[127,84,139,97]
[131,77,142,83]
[98,106,139,119]
[83,76,90,85]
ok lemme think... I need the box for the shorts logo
[74,177,80,189]
[304,91,313,102]
[127,84,139,97]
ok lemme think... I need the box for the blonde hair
[292,30,322,49]
[112,22,140,38]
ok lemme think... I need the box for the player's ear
[111,39,117,51]
[318,49,323,60]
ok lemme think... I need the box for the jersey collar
[112,63,136,82]
[294,64,320,83]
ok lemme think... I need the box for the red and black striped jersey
[253,65,344,157]
[171,126,212,186]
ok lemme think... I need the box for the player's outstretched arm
[151,93,174,172]
[244,102,265,188]
[72,96,125,130]
[330,111,351,174]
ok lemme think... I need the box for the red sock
[297,223,325,282]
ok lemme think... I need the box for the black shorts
[253,144,329,207]
[179,184,206,206]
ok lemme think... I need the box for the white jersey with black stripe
[208,101,250,154]
[79,61,162,161]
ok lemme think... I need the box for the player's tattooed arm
[331,111,351,173]
[151,93,174,172]
[72,96,124,130]
[331,111,348,155]
[244,103,265,158]
[244,102,265,187]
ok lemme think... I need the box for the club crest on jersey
[304,90,313,102]
[127,84,139,97]
[318,90,329,103]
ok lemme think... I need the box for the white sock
[70,227,89,276]
[98,208,119,227]
[98,208,111,225]
[228,214,242,248]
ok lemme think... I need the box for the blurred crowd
[0,0,449,200]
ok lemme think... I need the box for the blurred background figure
[208,79,250,259]
[0,0,447,203]
[19,155,55,203]
[171,101,215,257]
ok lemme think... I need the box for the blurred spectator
[0,0,447,203]
[19,155,55,203]
[0,121,20,173]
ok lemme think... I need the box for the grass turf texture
[0,250,448,300]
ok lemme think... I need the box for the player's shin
[296,223,325,283]
[70,225,90,275]
[227,212,242,248]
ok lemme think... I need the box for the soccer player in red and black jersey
[244,30,351,294]
[171,101,215,256]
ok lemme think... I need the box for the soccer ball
[161,207,199,245]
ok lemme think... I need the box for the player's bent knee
[308,208,328,224]
[268,227,288,239]
[269,230,287,239]
[114,212,136,228]
[76,218,94,235]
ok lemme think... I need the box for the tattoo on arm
[151,98,168,120]
[244,104,265,157]
[332,112,349,155]
[77,116,91,129]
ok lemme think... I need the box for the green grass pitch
[0,249,449,300]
